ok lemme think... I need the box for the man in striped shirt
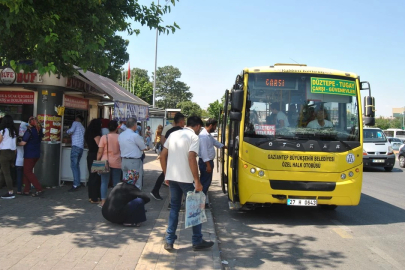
[67,115,85,191]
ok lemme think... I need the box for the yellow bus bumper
[237,161,363,206]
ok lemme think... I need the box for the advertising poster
[37,114,62,142]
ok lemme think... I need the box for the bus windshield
[244,73,360,144]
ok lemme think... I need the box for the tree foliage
[176,101,202,117]
[0,0,179,79]
[207,99,223,119]
[375,117,403,130]
[155,65,193,108]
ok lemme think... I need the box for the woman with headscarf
[85,118,102,203]
[0,115,18,199]
[18,116,44,197]
[101,171,150,227]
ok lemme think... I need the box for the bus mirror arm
[361,81,375,126]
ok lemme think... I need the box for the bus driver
[306,107,333,129]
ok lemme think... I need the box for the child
[15,122,27,195]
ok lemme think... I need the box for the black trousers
[87,151,101,201]
[151,172,165,194]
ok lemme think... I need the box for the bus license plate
[372,159,385,163]
[287,199,317,206]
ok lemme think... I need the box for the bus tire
[320,205,338,210]
[384,166,393,172]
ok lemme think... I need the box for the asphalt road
[210,163,405,270]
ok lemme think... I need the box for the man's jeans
[71,146,84,187]
[198,159,214,195]
[166,181,203,245]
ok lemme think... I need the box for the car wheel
[384,166,394,172]
[399,156,405,168]
[320,205,338,210]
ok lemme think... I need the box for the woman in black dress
[102,175,150,227]
[85,119,102,203]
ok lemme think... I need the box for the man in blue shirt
[118,117,147,190]
[66,115,85,191]
[198,118,226,207]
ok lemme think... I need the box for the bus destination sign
[311,78,356,96]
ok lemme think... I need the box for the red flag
[127,62,130,80]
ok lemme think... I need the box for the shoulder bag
[91,135,110,174]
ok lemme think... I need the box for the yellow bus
[219,63,375,210]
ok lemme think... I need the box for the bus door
[220,90,230,193]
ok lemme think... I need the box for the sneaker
[1,192,15,199]
[167,203,171,210]
[164,243,174,251]
[192,240,214,251]
[150,191,163,201]
[68,186,79,192]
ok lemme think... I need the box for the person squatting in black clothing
[150,112,186,201]
[102,174,150,227]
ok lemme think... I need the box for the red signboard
[0,91,34,104]
[64,95,89,110]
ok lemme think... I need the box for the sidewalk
[0,151,221,270]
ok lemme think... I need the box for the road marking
[369,246,403,270]
[332,228,353,239]
[330,219,353,239]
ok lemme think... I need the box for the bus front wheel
[320,205,338,210]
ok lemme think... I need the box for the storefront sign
[0,91,34,104]
[66,77,104,95]
[0,68,42,85]
[114,101,149,121]
[0,68,16,85]
[37,114,62,142]
[64,95,89,110]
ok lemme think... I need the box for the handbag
[91,134,110,174]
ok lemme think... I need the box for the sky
[120,0,405,117]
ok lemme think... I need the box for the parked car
[398,147,405,168]
[363,128,395,171]
[387,137,402,151]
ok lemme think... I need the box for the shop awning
[77,69,150,121]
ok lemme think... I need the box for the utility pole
[152,0,159,108]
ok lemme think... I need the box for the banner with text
[114,102,149,121]
[64,95,89,110]
[0,91,34,104]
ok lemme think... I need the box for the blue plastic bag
[185,190,207,228]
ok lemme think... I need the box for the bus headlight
[250,168,256,174]
[341,173,346,180]
[258,170,265,177]
[348,171,354,177]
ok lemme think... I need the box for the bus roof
[243,64,358,78]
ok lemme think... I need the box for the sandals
[31,191,44,197]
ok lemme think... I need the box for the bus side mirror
[231,90,244,112]
[230,111,242,121]
[363,96,375,126]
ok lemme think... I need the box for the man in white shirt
[306,107,333,129]
[160,116,214,251]
[198,118,226,206]
[118,117,147,190]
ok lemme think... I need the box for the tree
[0,0,179,79]
[155,65,193,108]
[207,99,223,119]
[176,101,202,117]
[375,117,390,130]
[129,68,153,104]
